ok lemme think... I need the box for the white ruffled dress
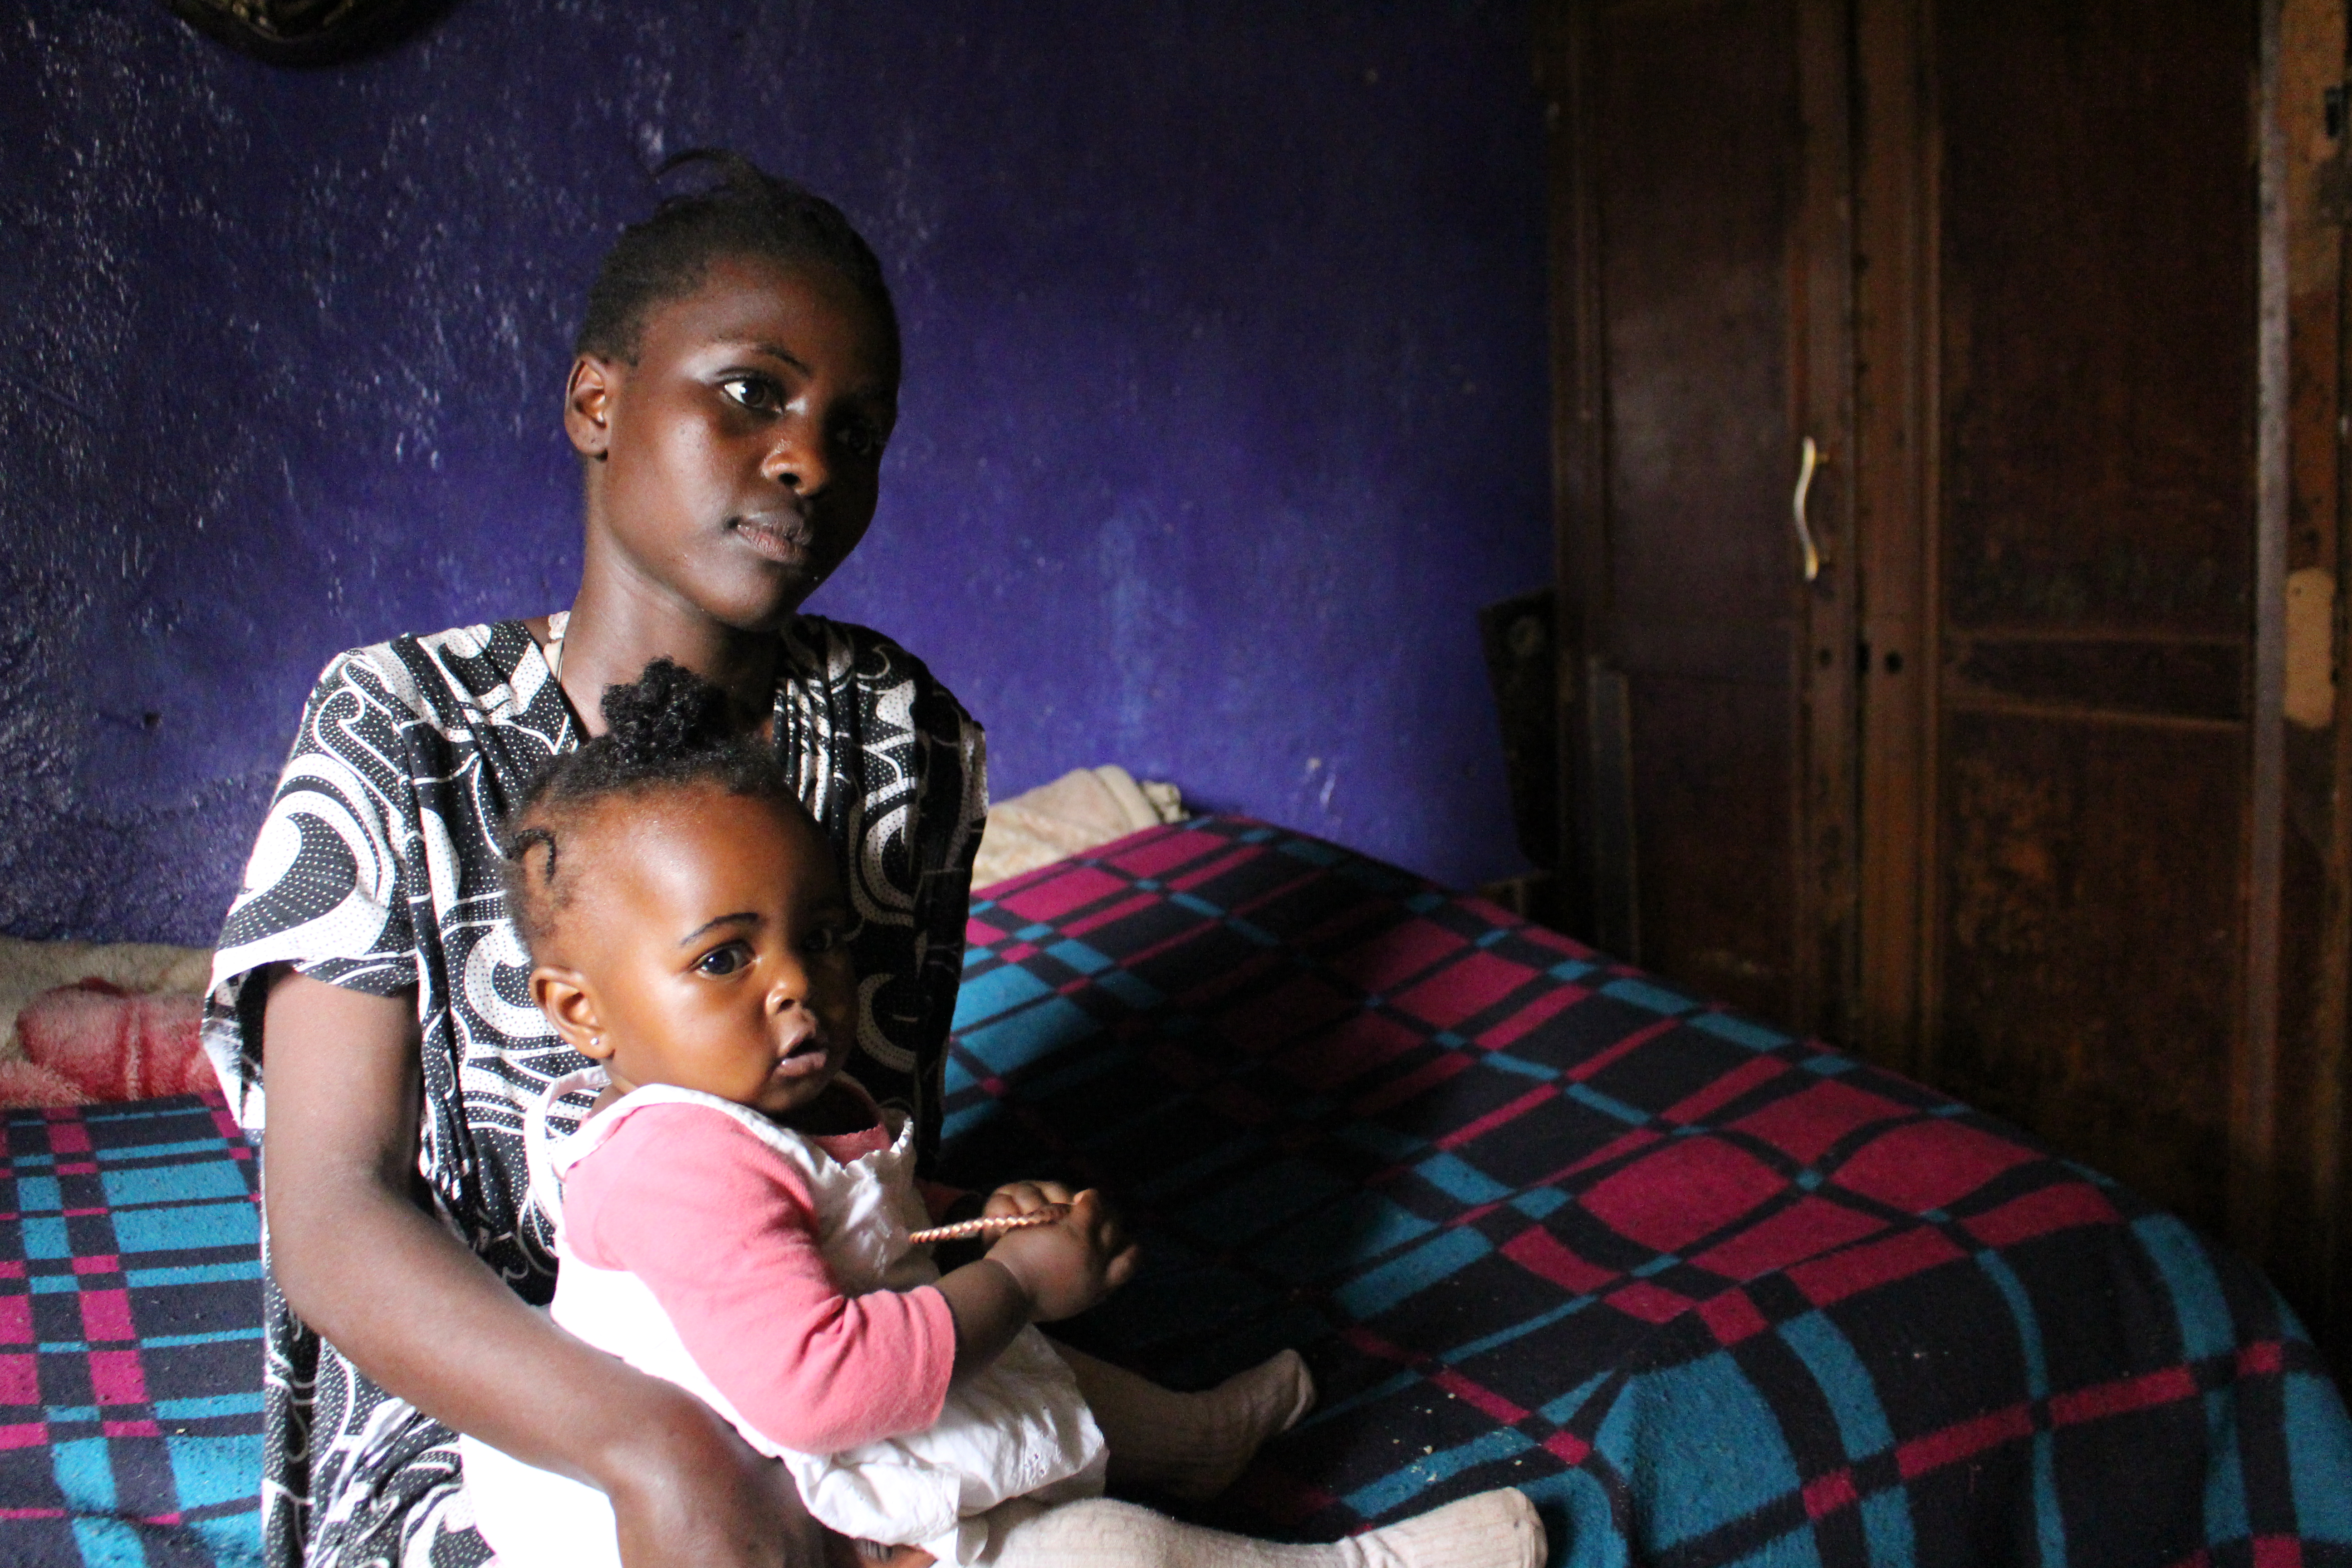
[458,1071,1107,1565]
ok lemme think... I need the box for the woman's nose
[762,410,830,498]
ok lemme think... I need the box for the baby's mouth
[770,1025,832,1079]
[771,1050,829,1080]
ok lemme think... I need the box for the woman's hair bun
[597,657,734,766]
[652,148,774,212]
[573,148,897,367]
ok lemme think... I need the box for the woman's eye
[695,944,751,977]
[804,922,858,955]
[835,421,887,461]
[720,377,780,412]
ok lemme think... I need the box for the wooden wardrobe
[1537,0,2352,1360]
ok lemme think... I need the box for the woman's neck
[557,554,784,739]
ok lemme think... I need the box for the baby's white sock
[1052,1344,1318,1502]
[984,1490,1546,1568]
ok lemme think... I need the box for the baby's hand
[985,1187,1139,1323]
[983,1180,1075,1220]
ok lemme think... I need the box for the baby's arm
[566,1105,959,1455]
[930,1181,1141,1382]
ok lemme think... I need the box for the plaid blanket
[941,817,2352,1565]
[5,814,2349,1565]
[1,1096,263,1566]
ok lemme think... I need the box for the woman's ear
[531,966,611,1058]
[564,356,616,460]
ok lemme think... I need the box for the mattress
[944,817,2352,1563]
[5,814,2349,1566]
[1,1096,262,1565]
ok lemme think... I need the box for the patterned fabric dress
[199,616,986,1568]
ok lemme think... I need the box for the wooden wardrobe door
[1857,0,2262,1238]
[1548,0,1856,1035]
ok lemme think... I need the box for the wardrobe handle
[1792,436,1821,583]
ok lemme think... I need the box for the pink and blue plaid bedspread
[1,1095,262,1565]
[942,818,2352,1565]
[6,814,2351,1565]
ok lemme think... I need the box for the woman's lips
[730,510,815,565]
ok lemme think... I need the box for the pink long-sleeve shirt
[561,1100,960,1455]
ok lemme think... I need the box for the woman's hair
[501,657,804,954]
[574,149,899,368]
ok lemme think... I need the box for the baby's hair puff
[500,658,805,955]
[576,149,900,369]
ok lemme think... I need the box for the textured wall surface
[0,0,1549,946]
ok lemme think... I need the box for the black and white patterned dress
[200,616,986,1568]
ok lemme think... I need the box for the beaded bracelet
[906,1204,1071,1246]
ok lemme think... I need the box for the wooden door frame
[1537,0,1862,1037]
[1853,0,2352,1351]
[1852,0,2290,1183]
[1792,0,1862,1045]
[1852,0,1940,1082]
[2243,0,2292,1281]
[1548,0,2352,1357]
[2271,0,2352,1343]
[1536,0,1613,957]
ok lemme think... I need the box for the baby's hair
[500,657,805,955]
[575,149,899,368]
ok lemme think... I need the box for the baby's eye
[695,942,753,977]
[720,376,782,413]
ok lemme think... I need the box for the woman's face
[568,253,899,632]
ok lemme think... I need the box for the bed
[5,814,2349,1566]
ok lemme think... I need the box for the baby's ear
[531,967,609,1058]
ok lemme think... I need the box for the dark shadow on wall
[160,0,458,67]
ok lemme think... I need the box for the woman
[203,153,984,1568]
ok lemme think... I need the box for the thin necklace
[543,612,582,735]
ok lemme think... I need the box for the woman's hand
[261,970,828,1567]
[984,1188,1140,1323]
[604,1397,833,1568]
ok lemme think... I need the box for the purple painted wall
[0,0,1550,946]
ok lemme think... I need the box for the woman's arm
[260,970,827,1568]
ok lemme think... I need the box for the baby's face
[537,782,858,1118]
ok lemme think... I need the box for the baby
[458,660,1544,1568]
